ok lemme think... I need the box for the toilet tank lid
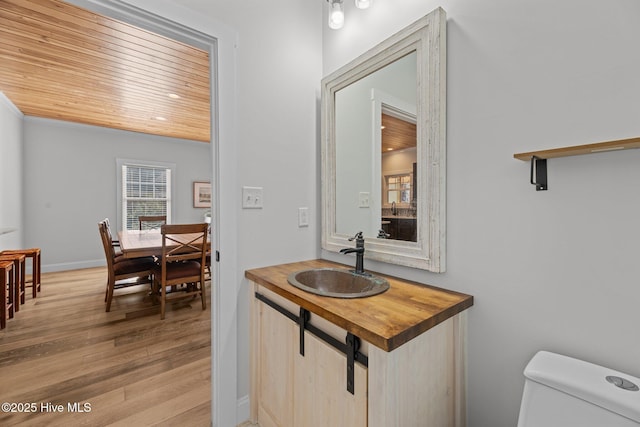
[524,351,640,423]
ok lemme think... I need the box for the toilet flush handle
[606,375,639,391]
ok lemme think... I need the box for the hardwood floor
[0,267,211,426]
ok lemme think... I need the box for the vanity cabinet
[382,217,417,242]
[251,287,367,427]
[248,260,473,427]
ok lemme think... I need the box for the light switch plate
[242,186,263,209]
[298,207,309,227]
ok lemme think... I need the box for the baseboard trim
[237,394,250,425]
[42,259,105,273]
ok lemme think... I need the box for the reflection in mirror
[380,108,417,242]
[322,7,446,272]
[335,52,417,241]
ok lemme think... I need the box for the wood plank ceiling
[382,113,416,153]
[0,0,211,142]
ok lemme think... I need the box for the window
[118,159,174,231]
[386,173,412,204]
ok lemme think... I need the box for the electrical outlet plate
[358,192,370,208]
[242,186,263,209]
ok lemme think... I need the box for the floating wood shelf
[514,136,640,161]
[514,136,640,191]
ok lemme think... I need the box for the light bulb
[355,0,371,9]
[328,1,344,29]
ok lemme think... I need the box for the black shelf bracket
[530,156,548,191]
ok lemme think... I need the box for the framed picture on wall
[193,181,212,208]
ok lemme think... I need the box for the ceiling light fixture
[327,0,344,30]
[354,0,372,9]
[167,93,180,99]
[327,0,372,30]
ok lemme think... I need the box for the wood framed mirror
[321,7,447,272]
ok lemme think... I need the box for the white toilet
[517,350,640,426]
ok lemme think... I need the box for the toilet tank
[517,351,640,427]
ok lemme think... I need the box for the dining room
[0,112,215,422]
[0,78,216,427]
[0,1,217,424]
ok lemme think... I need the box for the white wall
[123,0,323,422]
[324,1,640,426]
[381,148,417,188]
[23,117,211,272]
[170,0,323,412]
[0,92,23,250]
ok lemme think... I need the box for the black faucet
[339,231,366,275]
[377,229,390,239]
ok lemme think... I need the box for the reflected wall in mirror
[322,7,446,271]
[335,53,417,240]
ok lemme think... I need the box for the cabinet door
[256,299,297,427]
[396,219,417,242]
[293,330,367,427]
[383,218,397,239]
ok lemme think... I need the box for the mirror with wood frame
[321,7,447,272]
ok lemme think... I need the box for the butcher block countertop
[245,259,473,352]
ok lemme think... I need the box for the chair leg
[1,264,13,329]
[105,279,114,312]
[12,261,20,313]
[200,280,206,310]
[160,280,166,320]
[8,270,14,320]
[35,251,41,295]
[150,278,159,305]
[0,270,6,330]
[19,258,26,305]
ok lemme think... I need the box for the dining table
[118,229,211,259]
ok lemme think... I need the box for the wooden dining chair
[152,223,208,320]
[138,215,167,231]
[104,218,122,256]
[0,260,15,329]
[0,253,25,312]
[98,220,156,312]
[1,248,40,298]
